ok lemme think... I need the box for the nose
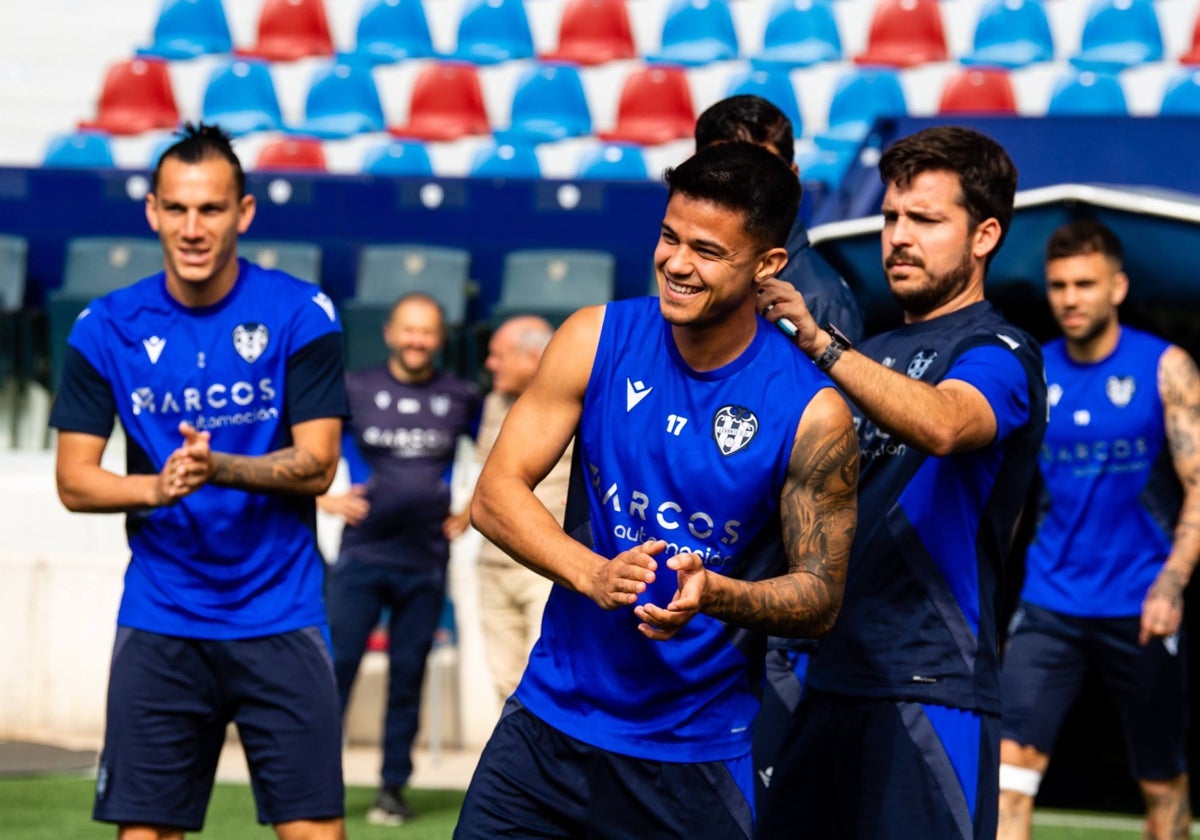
[661,243,691,279]
[886,216,914,248]
[182,209,202,239]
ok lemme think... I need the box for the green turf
[0,775,465,839]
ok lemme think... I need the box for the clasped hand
[155,421,214,505]
[587,539,709,641]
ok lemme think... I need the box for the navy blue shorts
[752,646,810,811]
[1001,601,1188,780]
[758,690,999,840]
[94,626,345,830]
[454,699,755,839]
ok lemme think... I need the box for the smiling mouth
[666,279,700,296]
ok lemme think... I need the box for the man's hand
[151,421,214,505]
[586,539,663,610]
[443,509,471,540]
[1140,567,1186,645]
[755,276,826,357]
[317,485,371,526]
[635,551,707,641]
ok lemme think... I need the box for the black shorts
[454,699,755,839]
[94,626,345,830]
[1001,601,1188,780]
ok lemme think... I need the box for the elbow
[920,428,959,458]
[469,492,494,541]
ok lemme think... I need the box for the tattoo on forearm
[1149,568,1187,610]
[212,447,328,494]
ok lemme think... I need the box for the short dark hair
[1045,220,1123,265]
[663,142,800,249]
[694,94,794,165]
[879,126,1017,264]
[153,121,245,198]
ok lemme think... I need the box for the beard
[886,246,975,318]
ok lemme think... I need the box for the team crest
[232,322,269,363]
[374,391,391,410]
[712,405,759,456]
[906,349,939,379]
[1106,375,1135,408]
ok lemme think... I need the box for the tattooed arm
[1142,345,1200,644]
[635,388,858,639]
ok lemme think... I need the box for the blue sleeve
[285,332,349,425]
[342,429,371,485]
[943,345,1030,442]
[47,346,115,437]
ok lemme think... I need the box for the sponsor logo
[712,405,758,456]
[626,378,653,412]
[362,425,451,457]
[232,323,269,363]
[1106,375,1135,408]
[906,349,938,379]
[143,336,165,364]
[1048,383,1063,407]
[995,332,1020,350]
[398,398,420,414]
[130,378,277,420]
[1073,409,1091,426]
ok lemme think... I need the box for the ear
[1111,270,1129,307]
[753,247,789,283]
[145,193,161,233]
[236,193,256,234]
[971,217,1002,261]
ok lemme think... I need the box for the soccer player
[756,125,1048,839]
[454,141,859,839]
[49,123,348,840]
[320,292,480,826]
[998,221,1199,840]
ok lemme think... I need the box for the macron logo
[626,378,653,412]
[143,336,166,365]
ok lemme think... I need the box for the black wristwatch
[813,323,852,372]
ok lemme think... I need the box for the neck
[670,306,758,372]
[1066,322,1121,363]
[165,258,240,309]
[903,275,985,325]
[388,357,435,384]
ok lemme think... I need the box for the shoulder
[437,371,483,402]
[244,262,340,328]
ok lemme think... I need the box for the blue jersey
[517,296,832,763]
[807,301,1047,714]
[1022,328,1178,617]
[339,365,481,569]
[49,259,347,640]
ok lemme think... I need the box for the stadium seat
[469,142,541,178]
[937,68,1017,114]
[598,66,696,146]
[492,249,615,324]
[343,244,472,371]
[137,0,233,59]
[1160,68,1200,115]
[752,0,842,71]
[236,0,335,62]
[798,145,856,190]
[1046,70,1127,115]
[450,0,535,65]
[575,143,649,180]
[294,58,386,138]
[855,0,948,68]
[725,69,803,138]
[1071,0,1162,74]
[254,137,328,171]
[48,237,164,391]
[241,240,321,283]
[499,62,592,144]
[353,0,435,64]
[961,0,1054,69]
[78,58,180,136]
[651,0,739,66]
[815,67,907,149]
[43,131,116,169]
[542,0,636,65]
[0,235,27,386]
[201,59,283,136]
[361,139,434,175]
[388,62,490,141]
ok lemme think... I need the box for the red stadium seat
[543,0,637,65]
[236,0,335,62]
[255,137,328,171]
[388,62,490,142]
[79,58,179,136]
[855,0,948,68]
[1180,7,1200,64]
[937,68,1017,114]
[598,65,695,146]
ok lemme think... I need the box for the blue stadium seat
[450,0,535,65]
[353,0,435,64]
[294,57,386,138]
[816,68,907,149]
[798,145,856,190]
[962,0,1054,69]
[201,59,283,136]
[651,0,739,66]
[362,139,434,175]
[1160,69,1200,115]
[1071,0,1162,74]
[499,62,592,144]
[752,0,842,71]
[43,131,115,169]
[138,0,233,59]
[575,143,649,180]
[725,69,803,138]
[469,142,541,178]
[1046,70,1128,115]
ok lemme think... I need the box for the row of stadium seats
[137,0,1200,72]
